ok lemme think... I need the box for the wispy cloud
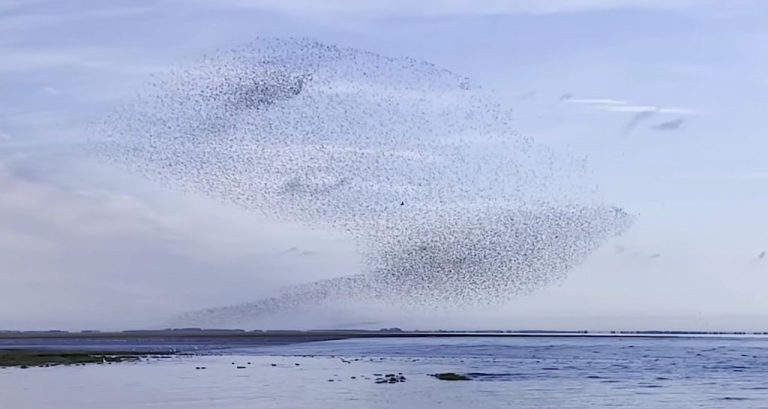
[0,49,161,75]
[191,0,716,17]
[672,171,768,181]
[41,86,62,95]
[566,98,629,106]
[0,1,155,25]
[563,95,698,130]
[601,105,698,115]
[565,96,698,115]
[0,149,357,329]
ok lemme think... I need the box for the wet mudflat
[3,336,768,408]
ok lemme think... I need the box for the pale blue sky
[1,0,767,330]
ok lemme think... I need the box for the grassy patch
[0,350,143,368]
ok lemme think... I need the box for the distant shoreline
[3,330,766,367]
[2,329,767,342]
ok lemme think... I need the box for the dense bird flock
[95,38,633,327]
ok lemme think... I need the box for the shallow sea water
[3,336,768,408]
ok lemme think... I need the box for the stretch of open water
[3,336,768,408]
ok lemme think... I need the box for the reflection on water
[3,337,768,408]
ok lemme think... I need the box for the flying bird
[652,118,686,131]
[95,38,633,327]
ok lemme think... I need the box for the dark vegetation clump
[0,350,142,368]
[431,372,471,381]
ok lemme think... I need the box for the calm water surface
[3,336,768,408]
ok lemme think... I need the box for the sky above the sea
[2,0,768,331]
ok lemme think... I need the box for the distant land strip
[2,329,768,340]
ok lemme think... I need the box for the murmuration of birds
[93,38,634,327]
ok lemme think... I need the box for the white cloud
[0,0,37,13]
[671,171,768,181]
[0,49,161,75]
[564,96,699,116]
[567,98,630,106]
[601,105,698,115]
[0,155,359,330]
[41,86,61,95]
[0,1,154,25]
[192,0,713,16]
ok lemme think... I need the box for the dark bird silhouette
[652,118,685,131]
[96,38,633,328]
